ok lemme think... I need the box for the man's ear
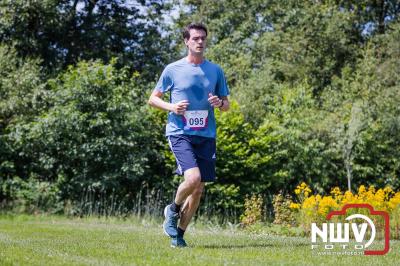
[184,38,188,47]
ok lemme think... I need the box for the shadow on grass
[195,242,308,249]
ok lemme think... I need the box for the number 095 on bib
[183,110,209,131]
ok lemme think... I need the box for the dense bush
[0,2,399,220]
[4,60,168,211]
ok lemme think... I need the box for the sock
[170,202,181,213]
[177,227,185,238]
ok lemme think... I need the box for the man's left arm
[219,96,229,112]
[212,65,230,112]
[208,93,230,112]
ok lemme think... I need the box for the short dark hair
[183,23,208,40]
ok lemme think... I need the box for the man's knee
[184,168,201,187]
[186,176,201,188]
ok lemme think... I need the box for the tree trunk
[376,0,387,34]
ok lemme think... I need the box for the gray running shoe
[171,237,187,248]
[163,204,179,237]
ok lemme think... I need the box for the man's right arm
[148,90,189,115]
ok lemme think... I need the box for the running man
[148,22,230,248]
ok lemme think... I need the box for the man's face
[185,29,207,55]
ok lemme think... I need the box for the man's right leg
[175,167,201,205]
[163,167,201,238]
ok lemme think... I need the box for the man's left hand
[208,93,222,108]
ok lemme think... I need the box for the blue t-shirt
[154,58,229,138]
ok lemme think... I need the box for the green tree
[335,0,400,34]
[0,0,172,77]
[321,22,400,191]
[8,60,163,206]
[0,45,44,183]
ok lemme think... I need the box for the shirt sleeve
[215,66,230,97]
[154,67,173,93]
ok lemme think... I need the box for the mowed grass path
[0,215,398,266]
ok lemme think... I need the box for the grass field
[0,215,398,265]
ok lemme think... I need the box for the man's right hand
[172,100,189,115]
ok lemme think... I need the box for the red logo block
[326,204,390,255]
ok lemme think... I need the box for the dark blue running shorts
[167,134,216,182]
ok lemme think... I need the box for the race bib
[183,110,208,130]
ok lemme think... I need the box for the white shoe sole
[163,205,171,237]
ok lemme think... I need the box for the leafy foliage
[0,1,399,218]
[0,0,172,76]
[6,60,165,207]
[240,194,264,227]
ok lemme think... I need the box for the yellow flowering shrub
[240,194,264,227]
[318,196,338,217]
[272,193,297,226]
[287,183,400,238]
